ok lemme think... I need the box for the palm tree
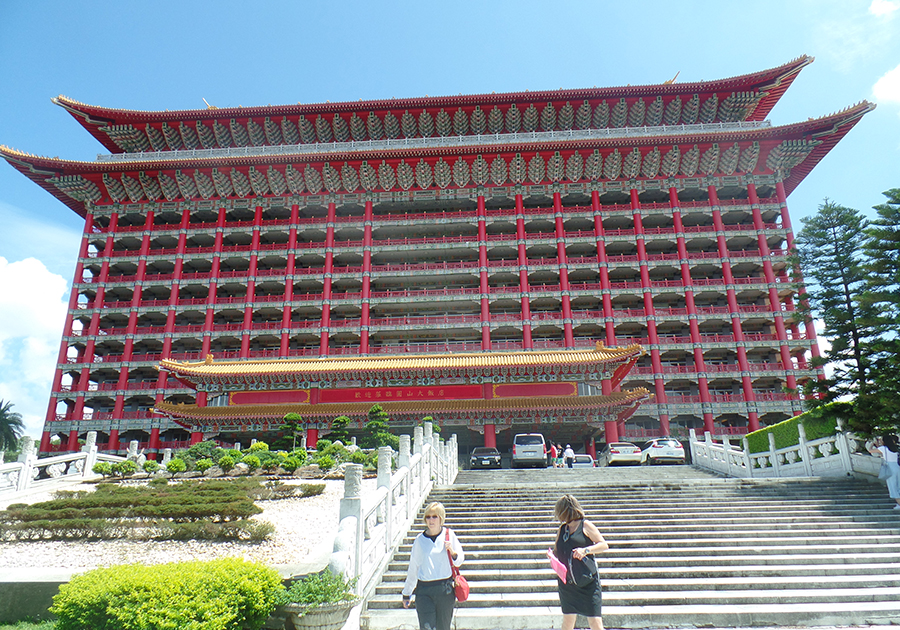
[0,400,25,451]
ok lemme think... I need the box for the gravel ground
[0,478,376,572]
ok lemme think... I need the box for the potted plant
[275,569,358,630]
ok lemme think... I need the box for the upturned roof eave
[53,56,813,150]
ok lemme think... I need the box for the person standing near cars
[553,494,609,630]
[563,444,576,469]
[549,442,558,467]
[401,501,465,630]
[868,435,900,510]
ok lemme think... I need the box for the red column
[591,191,616,348]
[631,188,669,435]
[190,431,204,445]
[670,187,714,433]
[66,429,79,452]
[306,427,319,447]
[320,202,337,356]
[281,204,299,355]
[604,419,619,443]
[360,200,373,353]
[477,195,491,351]
[241,206,263,358]
[748,183,797,392]
[553,193,574,347]
[709,184,758,431]
[202,207,227,356]
[108,428,120,453]
[776,181,822,368]
[148,427,160,458]
[515,195,533,349]
[483,424,497,448]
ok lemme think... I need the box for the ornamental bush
[92,462,113,477]
[195,458,214,473]
[290,448,308,465]
[281,456,301,472]
[166,458,187,474]
[112,460,138,478]
[247,441,270,453]
[315,439,332,451]
[218,455,236,472]
[274,568,356,609]
[745,404,841,454]
[142,460,160,474]
[316,455,335,471]
[50,557,284,630]
[242,455,261,471]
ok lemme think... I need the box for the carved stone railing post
[16,438,36,492]
[835,419,853,473]
[83,431,98,474]
[413,426,423,456]
[377,446,392,545]
[742,437,754,477]
[336,463,365,594]
[797,422,813,476]
[768,432,781,477]
[399,434,411,470]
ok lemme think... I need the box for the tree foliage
[278,413,303,451]
[0,400,25,451]
[793,194,900,434]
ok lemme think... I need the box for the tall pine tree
[792,201,885,407]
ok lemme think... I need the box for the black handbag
[558,524,598,587]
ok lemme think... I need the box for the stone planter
[283,600,358,630]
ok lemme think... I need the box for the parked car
[470,446,502,469]
[511,433,548,468]
[597,442,642,466]
[571,454,595,468]
[641,438,685,465]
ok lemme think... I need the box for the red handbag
[445,528,469,602]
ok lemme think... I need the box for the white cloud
[869,0,900,16]
[0,257,70,439]
[873,62,900,104]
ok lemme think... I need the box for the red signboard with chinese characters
[319,385,483,403]
[228,382,578,405]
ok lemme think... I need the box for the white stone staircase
[360,467,900,629]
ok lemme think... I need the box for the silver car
[511,433,548,468]
[597,442,642,466]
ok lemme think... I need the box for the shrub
[242,455,261,471]
[275,568,356,610]
[50,558,284,630]
[92,461,113,477]
[261,458,281,472]
[185,440,223,461]
[745,405,841,453]
[218,455,235,472]
[112,460,138,478]
[166,458,187,474]
[299,483,325,497]
[290,448,308,465]
[322,442,348,461]
[195,458,214,473]
[142,460,160,474]
[247,441,269,453]
[316,455,335,471]
[281,456,301,472]
[349,450,368,465]
[315,439,332,451]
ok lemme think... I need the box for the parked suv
[511,433,548,468]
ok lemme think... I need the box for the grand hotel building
[1,56,872,455]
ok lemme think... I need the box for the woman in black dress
[553,494,609,630]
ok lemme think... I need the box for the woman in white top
[402,501,465,630]
[868,435,900,510]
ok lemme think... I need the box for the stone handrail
[0,432,127,497]
[689,421,881,479]
[328,422,458,599]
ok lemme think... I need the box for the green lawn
[0,622,55,630]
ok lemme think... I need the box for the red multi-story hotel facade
[1,56,872,455]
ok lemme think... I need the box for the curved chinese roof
[160,343,644,389]
[53,56,813,154]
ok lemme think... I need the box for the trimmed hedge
[50,558,283,630]
[745,404,841,454]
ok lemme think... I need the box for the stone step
[361,472,900,629]
[374,574,900,595]
[367,586,900,608]
[361,602,900,630]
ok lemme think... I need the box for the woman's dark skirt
[558,574,602,617]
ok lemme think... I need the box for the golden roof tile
[159,343,643,379]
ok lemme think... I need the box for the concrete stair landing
[361,467,900,629]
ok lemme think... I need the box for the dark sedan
[470,447,502,469]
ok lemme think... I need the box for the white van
[511,433,548,468]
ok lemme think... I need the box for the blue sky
[1,0,899,438]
